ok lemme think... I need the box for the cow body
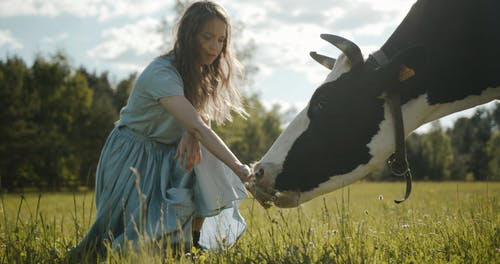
[252,0,500,207]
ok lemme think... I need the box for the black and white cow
[249,0,500,208]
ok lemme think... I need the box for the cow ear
[380,45,425,83]
[399,65,415,81]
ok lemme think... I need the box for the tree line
[0,53,498,191]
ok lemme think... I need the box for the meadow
[1,182,498,263]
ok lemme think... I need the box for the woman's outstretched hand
[174,131,202,171]
[234,163,252,183]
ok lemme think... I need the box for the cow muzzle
[247,161,303,208]
[245,181,276,209]
[245,182,301,208]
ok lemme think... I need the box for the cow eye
[255,168,264,178]
[317,99,326,109]
[310,95,328,116]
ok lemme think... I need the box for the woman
[74,0,252,258]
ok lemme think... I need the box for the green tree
[0,56,40,189]
[448,118,472,180]
[31,53,94,189]
[492,102,500,130]
[406,133,425,180]
[486,132,500,180]
[76,68,114,101]
[419,122,454,180]
[74,69,121,186]
[449,109,493,180]
[113,73,136,113]
[0,53,96,190]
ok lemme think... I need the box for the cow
[248,0,500,208]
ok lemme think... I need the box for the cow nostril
[255,168,264,179]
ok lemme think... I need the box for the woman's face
[197,18,226,65]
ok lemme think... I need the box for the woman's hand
[233,163,252,183]
[174,131,202,171]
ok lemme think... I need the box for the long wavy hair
[167,1,247,124]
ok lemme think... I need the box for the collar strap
[370,49,413,204]
[368,49,390,68]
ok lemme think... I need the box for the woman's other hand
[175,131,202,171]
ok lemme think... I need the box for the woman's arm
[160,96,251,181]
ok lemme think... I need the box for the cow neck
[369,49,413,204]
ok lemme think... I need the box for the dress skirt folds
[75,125,248,254]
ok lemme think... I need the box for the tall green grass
[1,182,498,263]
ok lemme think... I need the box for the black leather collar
[369,49,413,203]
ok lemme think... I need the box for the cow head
[249,35,425,208]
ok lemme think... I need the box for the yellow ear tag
[399,65,415,81]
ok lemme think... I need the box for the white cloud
[94,0,169,21]
[223,0,414,84]
[0,0,169,21]
[251,23,324,65]
[242,21,328,85]
[221,1,279,28]
[88,18,162,60]
[0,30,23,50]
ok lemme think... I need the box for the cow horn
[310,51,336,70]
[320,34,363,67]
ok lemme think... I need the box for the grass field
[1,182,499,263]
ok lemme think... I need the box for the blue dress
[75,55,248,254]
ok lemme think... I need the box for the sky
[0,0,495,132]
